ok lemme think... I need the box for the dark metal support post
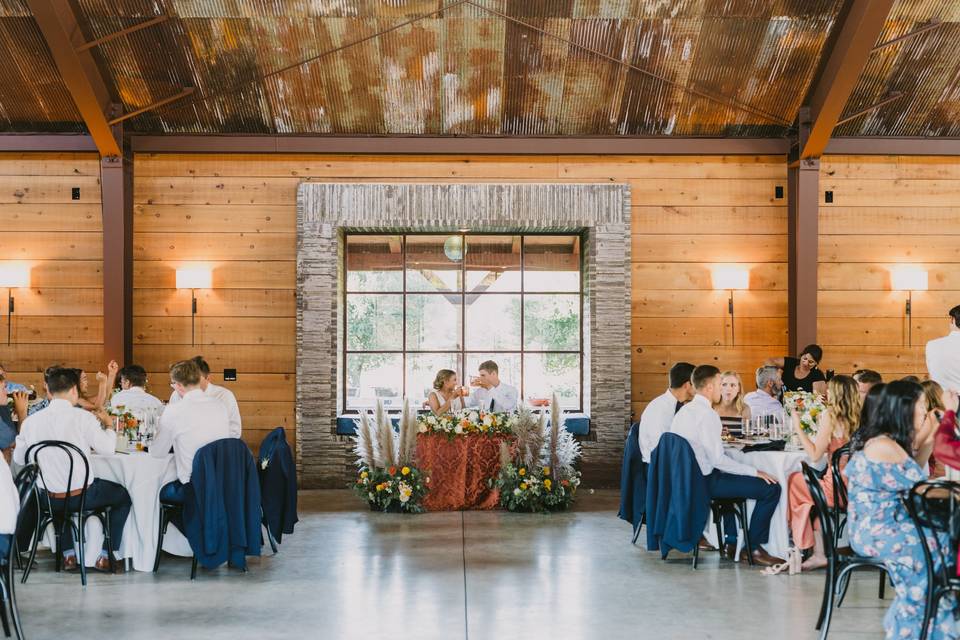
[101,149,134,365]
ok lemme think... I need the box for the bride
[427,369,468,416]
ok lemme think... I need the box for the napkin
[741,439,786,453]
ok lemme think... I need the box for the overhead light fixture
[711,266,750,346]
[0,263,30,346]
[443,235,466,262]
[890,266,928,347]
[176,267,212,345]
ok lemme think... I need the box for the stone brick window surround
[297,182,630,488]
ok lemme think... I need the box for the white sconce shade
[0,263,30,288]
[176,267,212,289]
[890,266,928,291]
[711,265,749,291]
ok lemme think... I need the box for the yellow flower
[518,468,526,477]
[542,466,551,476]
[401,466,410,476]
[544,479,552,490]
[376,483,384,491]
[520,482,528,490]
[360,471,369,479]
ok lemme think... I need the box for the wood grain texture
[133,289,296,317]
[632,317,788,346]
[632,290,787,318]
[633,234,787,263]
[134,261,295,289]
[134,316,295,345]
[632,205,787,235]
[632,262,786,290]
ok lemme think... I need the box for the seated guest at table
[853,369,882,400]
[12,367,130,573]
[926,304,960,393]
[110,365,163,414]
[934,390,960,483]
[168,356,241,439]
[0,452,18,561]
[743,365,785,419]
[713,371,752,438]
[637,362,696,464]
[465,360,518,413]
[0,363,29,394]
[766,344,826,395]
[427,369,466,416]
[785,375,860,571]
[153,360,231,532]
[846,380,958,639]
[0,382,27,463]
[671,365,783,566]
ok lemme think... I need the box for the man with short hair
[852,369,883,400]
[670,365,783,566]
[110,365,163,413]
[153,360,231,532]
[743,365,785,419]
[637,362,696,464]
[926,305,960,393]
[13,367,131,573]
[168,356,241,439]
[465,360,519,413]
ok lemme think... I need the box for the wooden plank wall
[134,153,789,451]
[819,155,960,381]
[0,153,103,389]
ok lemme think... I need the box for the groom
[465,360,519,413]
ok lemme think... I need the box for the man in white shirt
[670,365,783,567]
[110,365,163,414]
[743,365,786,419]
[926,305,960,393]
[153,359,231,532]
[0,454,19,561]
[13,367,131,573]
[168,356,241,439]
[465,360,519,413]
[637,362,696,463]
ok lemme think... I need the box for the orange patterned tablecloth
[416,433,516,511]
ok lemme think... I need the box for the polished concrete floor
[13,490,887,640]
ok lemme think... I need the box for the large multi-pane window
[344,233,583,411]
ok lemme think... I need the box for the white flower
[260,458,269,470]
[368,492,374,500]
[468,411,479,423]
[398,482,413,503]
[482,415,493,427]
[427,416,437,425]
[454,424,463,434]
[513,488,521,496]
[418,424,428,433]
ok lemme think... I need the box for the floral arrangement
[494,397,582,513]
[107,404,140,439]
[353,399,427,513]
[783,391,824,436]
[416,409,515,439]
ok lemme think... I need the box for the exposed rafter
[798,0,896,161]
[27,0,122,157]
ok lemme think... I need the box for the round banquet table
[704,446,826,562]
[40,452,193,571]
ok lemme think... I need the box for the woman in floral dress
[847,379,959,639]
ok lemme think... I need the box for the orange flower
[389,466,397,476]
[561,480,570,487]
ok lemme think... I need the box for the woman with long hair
[713,371,752,437]
[427,369,467,416]
[846,380,956,639]
[784,375,861,571]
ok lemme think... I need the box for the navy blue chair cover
[617,423,647,543]
[645,433,711,558]
[258,428,298,544]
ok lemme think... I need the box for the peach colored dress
[787,436,847,550]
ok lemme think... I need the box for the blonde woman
[713,371,752,437]
[427,369,467,416]
[785,374,861,571]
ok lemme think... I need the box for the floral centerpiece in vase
[783,391,824,437]
[416,409,515,439]
[107,405,141,446]
[353,400,428,513]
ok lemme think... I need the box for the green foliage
[494,463,581,513]
[354,464,428,514]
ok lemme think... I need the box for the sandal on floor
[761,560,792,576]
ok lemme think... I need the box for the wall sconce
[890,266,928,346]
[711,266,750,346]
[0,263,30,346]
[176,267,212,346]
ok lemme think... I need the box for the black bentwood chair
[22,441,115,587]
[901,479,960,640]
[691,498,754,569]
[153,498,198,579]
[802,462,887,640]
[0,464,37,639]
[829,445,851,546]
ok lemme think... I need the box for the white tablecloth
[705,447,826,561]
[41,452,193,571]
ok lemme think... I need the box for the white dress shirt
[638,390,683,463]
[670,394,758,478]
[153,389,231,484]
[1,456,19,535]
[169,382,242,439]
[110,386,164,414]
[743,390,785,419]
[466,382,519,413]
[13,398,116,493]
[926,331,960,393]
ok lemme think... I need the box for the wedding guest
[0,382,27,463]
[766,344,826,394]
[670,365,783,566]
[465,360,518,413]
[0,453,18,562]
[0,363,28,394]
[713,371,752,437]
[846,380,957,639]
[168,356,241,439]
[853,369,882,400]
[637,362,696,463]
[427,369,466,416]
[153,360,230,533]
[743,365,785,419]
[13,367,130,573]
[110,365,163,414]
[921,380,947,477]
[926,304,960,393]
[785,375,860,571]
[932,391,960,574]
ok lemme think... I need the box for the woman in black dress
[766,344,826,394]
